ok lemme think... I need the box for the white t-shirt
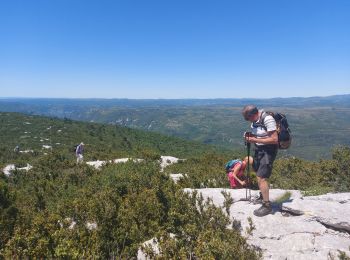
[251,110,277,146]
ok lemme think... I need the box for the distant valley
[1,95,349,160]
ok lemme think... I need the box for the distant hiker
[14,145,20,153]
[75,142,84,164]
[242,105,278,217]
[225,157,253,189]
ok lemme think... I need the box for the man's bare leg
[257,176,269,202]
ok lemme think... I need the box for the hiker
[226,156,253,189]
[14,145,20,153]
[242,105,278,217]
[75,142,84,164]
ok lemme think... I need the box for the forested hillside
[1,112,349,258]
[0,112,225,166]
[1,95,349,160]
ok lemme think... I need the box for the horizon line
[0,93,349,101]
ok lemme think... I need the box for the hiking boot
[253,201,272,217]
[251,192,263,205]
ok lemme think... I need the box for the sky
[0,0,349,99]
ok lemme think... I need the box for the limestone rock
[184,188,350,260]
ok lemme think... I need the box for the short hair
[242,105,258,120]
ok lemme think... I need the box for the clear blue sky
[0,0,349,99]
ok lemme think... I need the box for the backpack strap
[253,111,268,130]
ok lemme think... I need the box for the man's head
[242,105,259,121]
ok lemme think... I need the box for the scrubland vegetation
[1,112,349,258]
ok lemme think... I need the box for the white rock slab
[86,222,97,230]
[2,164,33,176]
[184,188,350,260]
[3,164,16,176]
[113,158,144,164]
[138,234,175,260]
[86,158,144,169]
[17,164,33,171]
[19,150,34,153]
[86,160,107,169]
[160,156,184,171]
[137,237,160,260]
[169,173,184,183]
[304,193,350,203]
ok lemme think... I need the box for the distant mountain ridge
[1,94,350,108]
[0,94,349,160]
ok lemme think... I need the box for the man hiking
[242,105,278,217]
[75,142,84,164]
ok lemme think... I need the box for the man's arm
[245,131,278,145]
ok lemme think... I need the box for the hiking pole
[246,141,251,200]
[243,131,252,201]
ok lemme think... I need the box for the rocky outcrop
[159,156,184,171]
[2,163,33,176]
[138,188,350,259]
[184,188,350,260]
[86,158,144,169]
[86,156,182,170]
[169,173,185,183]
